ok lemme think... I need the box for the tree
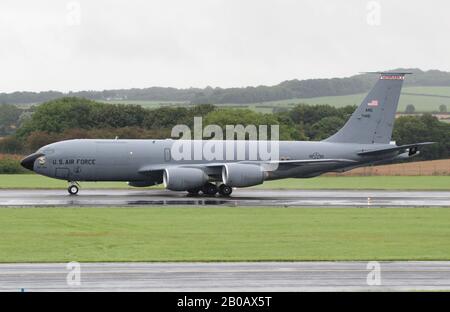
[439,104,447,113]
[17,97,152,137]
[0,135,24,154]
[203,108,296,140]
[392,114,450,160]
[405,104,416,114]
[25,131,59,151]
[309,116,346,140]
[0,104,22,135]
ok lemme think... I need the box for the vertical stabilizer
[325,72,409,144]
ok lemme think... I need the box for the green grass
[1,207,449,262]
[14,86,450,113]
[260,176,450,190]
[95,86,450,113]
[212,86,450,113]
[403,86,450,97]
[0,174,448,190]
[0,174,138,189]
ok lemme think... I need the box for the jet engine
[222,163,266,187]
[163,167,208,191]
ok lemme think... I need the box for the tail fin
[325,72,410,144]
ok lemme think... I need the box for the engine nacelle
[163,167,208,191]
[222,163,265,187]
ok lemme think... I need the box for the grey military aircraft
[21,72,433,196]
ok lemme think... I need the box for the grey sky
[1,0,449,92]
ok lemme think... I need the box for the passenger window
[164,148,171,161]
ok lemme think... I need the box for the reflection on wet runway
[0,189,449,207]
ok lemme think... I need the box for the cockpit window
[38,156,46,166]
[42,148,55,154]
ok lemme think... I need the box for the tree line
[2,69,450,105]
[0,97,448,161]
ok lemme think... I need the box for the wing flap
[357,142,435,156]
[265,158,357,166]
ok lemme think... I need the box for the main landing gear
[218,184,232,196]
[187,183,233,197]
[202,183,218,196]
[68,182,79,195]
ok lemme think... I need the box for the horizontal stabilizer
[357,142,435,156]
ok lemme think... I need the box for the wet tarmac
[0,189,449,207]
[1,261,450,291]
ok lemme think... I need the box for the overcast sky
[1,0,449,92]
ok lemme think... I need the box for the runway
[0,189,449,207]
[1,261,450,291]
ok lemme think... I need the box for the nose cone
[20,153,44,171]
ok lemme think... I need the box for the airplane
[20,72,434,196]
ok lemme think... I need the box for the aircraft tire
[202,183,218,196]
[218,184,232,196]
[68,185,79,195]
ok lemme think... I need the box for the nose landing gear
[68,182,79,195]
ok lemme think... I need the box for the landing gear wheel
[202,183,218,196]
[187,188,200,195]
[68,184,79,195]
[218,184,233,196]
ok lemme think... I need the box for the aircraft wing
[200,159,357,169]
[357,142,435,156]
[138,159,357,175]
[262,158,357,166]
[223,159,357,171]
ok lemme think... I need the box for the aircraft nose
[20,152,45,171]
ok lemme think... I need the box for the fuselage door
[55,168,70,179]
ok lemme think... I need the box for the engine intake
[163,167,208,191]
[222,163,265,187]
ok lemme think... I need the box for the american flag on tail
[368,100,378,107]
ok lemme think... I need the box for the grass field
[249,86,450,113]
[100,86,450,113]
[16,86,450,113]
[1,207,449,262]
[0,174,449,190]
[403,86,450,97]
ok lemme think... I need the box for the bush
[393,114,450,160]
[0,136,24,154]
[405,104,416,114]
[0,154,27,174]
[25,131,60,151]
